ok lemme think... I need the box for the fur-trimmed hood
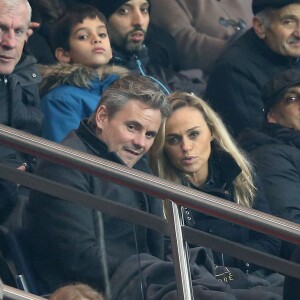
[39,63,129,96]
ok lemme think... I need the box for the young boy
[40,4,128,142]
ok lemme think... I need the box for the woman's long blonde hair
[149,92,256,208]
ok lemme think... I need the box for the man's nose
[293,23,300,37]
[133,134,146,148]
[1,30,17,48]
[132,10,144,27]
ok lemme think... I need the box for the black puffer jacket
[181,150,280,272]
[26,120,164,294]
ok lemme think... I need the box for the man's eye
[99,33,107,38]
[167,137,180,145]
[282,19,295,27]
[15,29,24,36]
[141,7,149,14]
[285,96,297,103]
[119,8,129,15]
[127,124,136,131]
[146,132,156,139]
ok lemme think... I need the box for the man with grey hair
[0,0,43,227]
[205,0,300,137]
[27,75,170,294]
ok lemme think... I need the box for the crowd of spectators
[0,0,300,299]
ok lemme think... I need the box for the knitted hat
[87,0,151,19]
[252,0,300,15]
[262,69,300,113]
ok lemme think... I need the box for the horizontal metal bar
[3,285,46,300]
[0,164,168,236]
[1,164,300,279]
[183,226,300,279]
[0,124,300,246]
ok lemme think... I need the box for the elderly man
[239,68,300,259]
[0,0,43,227]
[205,0,300,137]
[87,0,206,96]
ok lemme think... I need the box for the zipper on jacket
[134,55,171,95]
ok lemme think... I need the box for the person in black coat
[204,0,300,137]
[238,68,300,259]
[26,75,170,294]
[150,91,280,274]
[0,0,43,228]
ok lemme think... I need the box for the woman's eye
[189,131,199,138]
[99,33,107,38]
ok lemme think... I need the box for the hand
[28,22,40,37]
[17,163,28,172]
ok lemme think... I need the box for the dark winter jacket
[0,52,43,169]
[239,123,300,258]
[0,51,43,223]
[39,63,128,142]
[205,28,300,137]
[26,120,164,293]
[181,150,280,272]
[111,43,206,96]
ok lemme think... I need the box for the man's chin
[125,42,144,54]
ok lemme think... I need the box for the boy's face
[59,17,112,68]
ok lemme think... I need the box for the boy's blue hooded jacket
[39,63,129,142]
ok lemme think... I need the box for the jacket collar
[180,149,241,191]
[111,45,150,70]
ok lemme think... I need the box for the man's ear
[267,110,277,124]
[95,105,108,130]
[55,48,71,63]
[253,17,266,39]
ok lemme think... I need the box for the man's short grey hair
[0,0,32,24]
[255,8,274,28]
[88,75,171,131]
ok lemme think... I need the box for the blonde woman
[150,91,280,273]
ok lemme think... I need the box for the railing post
[165,199,194,300]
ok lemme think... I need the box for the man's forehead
[285,85,300,93]
[121,0,149,6]
[0,4,29,28]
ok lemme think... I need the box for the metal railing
[3,285,46,300]
[1,124,300,300]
